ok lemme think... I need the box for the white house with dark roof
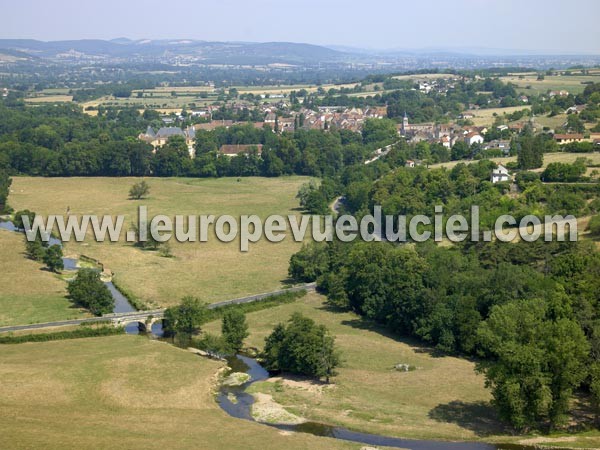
[491,165,510,184]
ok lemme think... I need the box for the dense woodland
[287,127,600,430]
[290,238,600,431]
[340,157,600,228]
[289,155,600,431]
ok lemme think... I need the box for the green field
[204,293,600,448]
[81,96,216,114]
[0,229,88,326]
[78,85,221,113]
[391,73,453,81]
[429,152,600,171]
[465,106,532,126]
[500,74,600,95]
[9,176,310,309]
[78,81,377,111]
[0,335,354,450]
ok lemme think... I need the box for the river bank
[203,293,600,450]
[215,354,543,450]
[0,219,141,326]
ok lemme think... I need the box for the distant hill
[0,47,35,63]
[1,39,598,69]
[0,39,352,65]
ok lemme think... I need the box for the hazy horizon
[2,0,599,55]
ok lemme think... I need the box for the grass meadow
[500,74,600,95]
[465,105,532,126]
[428,151,600,171]
[205,293,496,441]
[0,335,354,450]
[0,229,88,326]
[9,176,310,309]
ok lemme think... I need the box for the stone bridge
[0,283,316,334]
[104,309,166,332]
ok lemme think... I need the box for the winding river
[0,219,568,449]
[215,355,547,450]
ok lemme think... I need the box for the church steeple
[402,111,409,135]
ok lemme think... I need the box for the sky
[2,0,600,54]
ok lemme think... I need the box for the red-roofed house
[554,134,585,145]
[218,144,263,157]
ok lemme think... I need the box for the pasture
[0,229,88,326]
[464,105,531,126]
[9,176,310,309]
[0,335,353,450]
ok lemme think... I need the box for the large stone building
[138,126,196,157]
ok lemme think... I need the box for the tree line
[0,102,398,179]
[339,159,600,233]
[0,170,10,213]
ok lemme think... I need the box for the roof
[554,134,584,140]
[194,120,234,131]
[219,144,263,156]
[156,127,185,139]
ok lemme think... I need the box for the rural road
[0,282,316,333]
[364,141,398,165]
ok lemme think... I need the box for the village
[139,99,600,162]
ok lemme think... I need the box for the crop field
[0,335,353,450]
[24,95,73,103]
[8,176,310,309]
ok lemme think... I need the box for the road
[364,141,398,165]
[0,283,316,333]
